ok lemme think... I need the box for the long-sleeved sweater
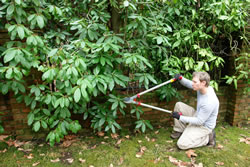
[179,77,219,129]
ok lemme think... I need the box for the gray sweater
[179,77,219,129]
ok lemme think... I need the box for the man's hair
[192,72,210,87]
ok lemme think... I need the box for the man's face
[192,76,206,91]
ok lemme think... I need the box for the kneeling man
[171,72,219,150]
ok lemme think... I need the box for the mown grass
[0,123,249,167]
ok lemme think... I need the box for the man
[171,72,219,150]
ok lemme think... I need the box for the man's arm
[179,76,193,89]
[179,104,213,126]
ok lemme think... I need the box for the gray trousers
[173,102,212,150]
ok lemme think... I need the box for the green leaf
[17,82,25,93]
[33,121,40,132]
[17,26,25,39]
[0,126,4,134]
[15,0,21,5]
[145,121,153,130]
[48,48,58,57]
[111,101,118,110]
[59,98,64,108]
[135,121,142,129]
[94,66,100,75]
[8,25,16,32]
[4,50,16,63]
[99,118,105,127]
[88,29,95,40]
[81,88,89,102]
[109,80,115,91]
[141,123,146,133]
[233,79,237,89]
[49,132,55,146]
[83,112,88,120]
[174,8,180,15]
[28,113,34,126]
[157,36,163,45]
[42,70,50,80]
[7,4,14,15]
[51,120,59,128]
[41,121,48,129]
[31,100,36,109]
[42,109,50,116]
[111,125,116,133]
[36,15,44,28]
[74,87,81,103]
[172,40,181,48]
[113,122,121,129]
[100,57,105,66]
[218,15,229,20]
[166,25,172,32]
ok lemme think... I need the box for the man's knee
[174,102,184,110]
[177,140,190,150]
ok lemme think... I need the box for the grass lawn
[0,123,249,167]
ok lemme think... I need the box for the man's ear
[201,80,206,86]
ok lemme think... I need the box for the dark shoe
[170,131,182,139]
[207,130,216,147]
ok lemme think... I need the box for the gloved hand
[172,112,181,120]
[174,74,182,80]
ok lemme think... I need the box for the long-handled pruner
[123,78,182,115]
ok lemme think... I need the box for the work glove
[172,112,181,120]
[174,74,182,80]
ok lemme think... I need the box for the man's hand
[172,112,181,120]
[174,74,182,80]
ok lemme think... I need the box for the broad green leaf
[135,121,142,129]
[48,48,58,57]
[81,88,89,101]
[83,112,88,120]
[88,30,95,40]
[142,123,146,133]
[166,25,172,32]
[109,80,115,91]
[111,101,118,110]
[17,82,25,93]
[33,121,40,132]
[111,125,115,133]
[218,15,229,20]
[145,121,153,130]
[157,36,163,44]
[94,66,100,75]
[37,15,44,28]
[172,40,181,48]
[43,109,50,116]
[0,126,4,133]
[74,87,81,103]
[234,79,237,89]
[113,122,121,129]
[49,132,55,146]
[175,8,180,15]
[41,121,48,129]
[60,98,64,108]
[7,4,14,15]
[99,118,105,126]
[28,113,34,125]
[42,70,50,80]
[4,50,16,63]
[15,0,21,5]
[8,25,15,32]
